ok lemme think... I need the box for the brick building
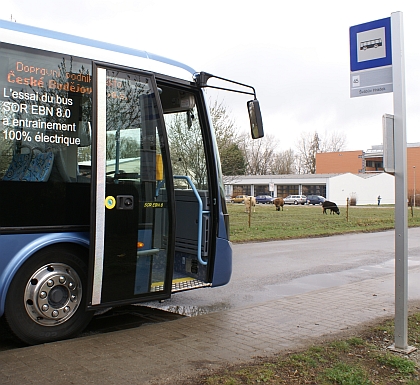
[316,143,420,201]
[316,150,365,174]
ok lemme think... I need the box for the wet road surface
[147,228,420,315]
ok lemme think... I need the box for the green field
[228,203,420,243]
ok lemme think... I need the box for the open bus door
[89,64,175,307]
[88,64,220,309]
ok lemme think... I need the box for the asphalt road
[147,228,420,315]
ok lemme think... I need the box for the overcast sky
[2,0,419,152]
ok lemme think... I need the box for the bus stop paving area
[1,268,420,384]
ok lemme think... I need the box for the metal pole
[414,166,416,207]
[390,11,413,352]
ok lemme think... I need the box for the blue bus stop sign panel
[350,17,391,71]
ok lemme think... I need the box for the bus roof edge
[0,19,197,76]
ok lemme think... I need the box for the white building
[224,172,395,205]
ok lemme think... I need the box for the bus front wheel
[5,245,93,345]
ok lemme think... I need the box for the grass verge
[181,312,420,384]
[228,204,420,243]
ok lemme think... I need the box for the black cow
[322,200,340,215]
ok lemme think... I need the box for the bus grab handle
[173,175,208,266]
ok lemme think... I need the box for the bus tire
[4,245,93,345]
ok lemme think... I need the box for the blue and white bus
[0,20,263,344]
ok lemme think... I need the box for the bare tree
[296,131,347,174]
[320,131,347,152]
[210,99,237,148]
[270,149,296,174]
[166,112,208,189]
[296,132,320,174]
[240,134,278,175]
[209,99,246,176]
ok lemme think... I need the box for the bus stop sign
[349,17,392,97]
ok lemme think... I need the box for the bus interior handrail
[173,175,209,266]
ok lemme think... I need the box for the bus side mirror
[247,100,264,139]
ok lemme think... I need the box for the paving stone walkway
[1,267,420,384]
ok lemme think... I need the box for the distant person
[377,195,381,206]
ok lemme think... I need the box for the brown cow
[273,197,284,211]
[244,196,256,213]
